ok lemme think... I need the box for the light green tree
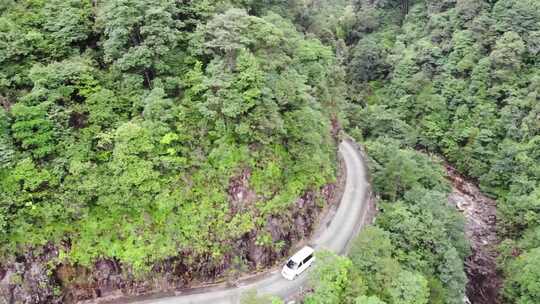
[306,251,356,304]
[354,295,387,304]
[10,103,56,159]
[98,0,181,85]
[389,270,429,304]
[504,247,540,304]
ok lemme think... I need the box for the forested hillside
[0,1,346,302]
[301,0,539,304]
[1,0,539,304]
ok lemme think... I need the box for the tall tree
[98,0,182,86]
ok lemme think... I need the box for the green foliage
[10,103,56,158]
[5,0,538,302]
[388,270,429,304]
[354,295,387,304]
[492,0,540,36]
[365,139,450,201]
[349,36,389,82]
[503,247,540,304]
[42,0,94,52]
[0,108,15,168]
[349,226,401,301]
[343,46,468,304]
[97,0,182,83]
[340,0,540,302]
[305,251,358,304]
[308,226,440,304]
[0,2,343,293]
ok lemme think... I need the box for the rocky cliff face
[0,166,344,304]
[0,244,60,304]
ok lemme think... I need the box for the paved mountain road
[133,140,371,304]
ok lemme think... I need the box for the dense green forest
[0,0,345,302]
[301,0,540,304]
[1,0,539,304]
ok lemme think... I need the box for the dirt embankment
[445,164,502,304]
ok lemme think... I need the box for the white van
[281,246,315,280]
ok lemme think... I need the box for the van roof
[289,246,314,263]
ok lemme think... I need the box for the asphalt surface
[135,140,371,304]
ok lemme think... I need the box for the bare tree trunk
[405,0,409,15]
[400,0,409,23]
[143,68,154,89]
[401,0,406,16]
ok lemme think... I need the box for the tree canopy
[0,1,345,301]
[2,0,539,303]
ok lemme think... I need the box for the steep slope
[0,1,347,303]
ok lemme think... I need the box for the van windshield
[286,260,297,269]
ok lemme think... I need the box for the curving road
[134,140,371,304]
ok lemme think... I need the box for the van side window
[303,254,313,264]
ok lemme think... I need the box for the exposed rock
[266,216,285,242]
[0,95,11,111]
[227,168,257,213]
[446,164,502,304]
[2,161,344,304]
[0,268,14,304]
[295,191,315,209]
[247,240,268,267]
[0,245,61,304]
[0,265,5,281]
[321,183,336,202]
